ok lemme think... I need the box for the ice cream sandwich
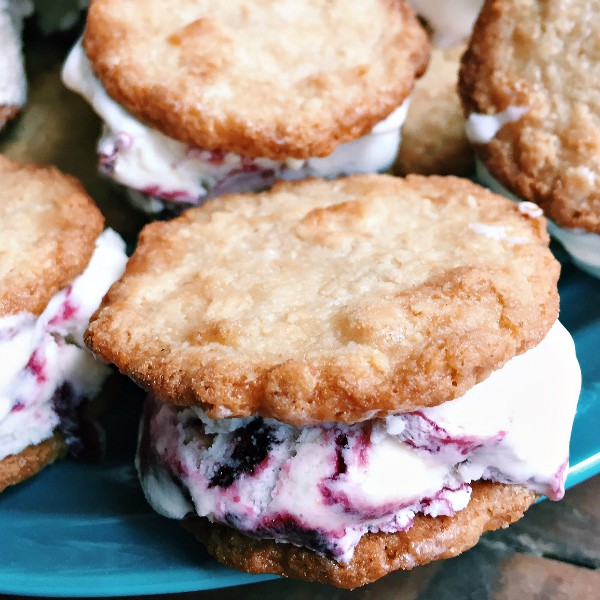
[62,0,429,214]
[0,0,30,130]
[460,0,600,277]
[408,0,483,48]
[86,175,580,588]
[395,0,484,177]
[395,44,475,177]
[0,155,127,491]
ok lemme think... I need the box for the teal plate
[558,261,600,489]
[0,262,599,597]
[0,383,276,597]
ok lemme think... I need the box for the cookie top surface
[83,0,429,160]
[460,0,600,233]
[0,155,104,318]
[87,175,559,425]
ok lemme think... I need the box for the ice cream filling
[475,158,600,279]
[465,107,529,145]
[62,40,409,213]
[465,107,600,278]
[137,320,580,563]
[0,229,128,461]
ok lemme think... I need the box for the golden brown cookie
[0,154,104,318]
[83,0,429,159]
[396,44,474,176]
[0,431,67,493]
[184,481,535,589]
[87,174,559,425]
[460,0,600,233]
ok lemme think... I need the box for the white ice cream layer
[465,106,529,145]
[138,320,580,562]
[62,40,408,213]
[476,159,600,278]
[0,229,128,460]
[0,0,32,109]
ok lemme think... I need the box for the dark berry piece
[209,418,277,488]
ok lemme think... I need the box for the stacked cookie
[0,155,127,491]
[86,175,580,588]
[62,0,429,213]
[460,0,600,277]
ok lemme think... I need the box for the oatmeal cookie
[0,154,104,318]
[87,174,559,425]
[83,0,429,159]
[460,0,600,232]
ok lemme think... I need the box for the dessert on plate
[0,0,29,129]
[0,155,127,492]
[396,0,484,177]
[86,174,580,588]
[62,0,429,214]
[460,0,600,277]
[0,0,90,131]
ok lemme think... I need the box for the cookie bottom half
[0,430,67,493]
[183,481,535,589]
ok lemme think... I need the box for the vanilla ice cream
[0,229,128,461]
[138,320,580,563]
[62,40,409,214]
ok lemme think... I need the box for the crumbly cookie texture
[83,0,429,160]
[87,175,559,425]
[183,481,535,589]
[396,44,474,176]
[460,0,600,233]
[0,431,66,493]
[0,155,104,318]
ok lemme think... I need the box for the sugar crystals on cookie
[86,174,580,588]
